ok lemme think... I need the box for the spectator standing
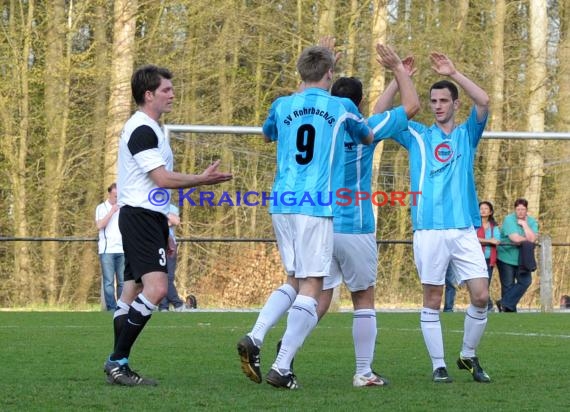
[95,182,124,311]
[478,201,501,311]
[496,198,538,312]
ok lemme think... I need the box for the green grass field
[0,311,568,411]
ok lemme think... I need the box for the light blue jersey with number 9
[262,87,370,217]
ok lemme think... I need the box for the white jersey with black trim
[117,110,173,215]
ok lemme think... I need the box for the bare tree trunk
[523,0,547,216]
[318,0,336,37]
[344,0,360,75]
[453,0,470,55]
[41,0,73,305]
[5,0,36,304]
[482,0,506,203]
[104,0,138,187]
[216,4,240,239]
[296,0,304,55]
[74,0,111,305]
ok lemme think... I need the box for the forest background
[1,0,569,309]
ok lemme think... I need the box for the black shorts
[119,206,169,282]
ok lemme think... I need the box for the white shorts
[272,214,333,279]
[325,233,377,292]
[413,227,488,286]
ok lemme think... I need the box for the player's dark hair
[514,198,528,209]
[131,65,173,106]
[430,79,459,101]
[331,77,363,106]
[107,182,116,193]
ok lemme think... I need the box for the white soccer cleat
[353,371,389,387]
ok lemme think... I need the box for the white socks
[420,307,445,370]
[250,283,297,346]
[353,309,377,376]
[461,304,488,358]
[273,294,318,372]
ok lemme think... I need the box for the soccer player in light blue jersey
[315,45,420,388]
[376,52,492,383]
[238,40,373,390]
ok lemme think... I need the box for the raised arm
[373,54,418,117]
[429,52,489,121]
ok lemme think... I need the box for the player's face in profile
[151,78,175,115]
[429,88,457,124]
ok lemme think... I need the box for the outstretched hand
[318,35,342,67]
[402,56,418,77]
[430,52,457,76]
[200,159,233,185]
[375,44,403,71]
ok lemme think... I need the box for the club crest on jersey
[434,142,453,162]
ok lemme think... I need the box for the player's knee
[471,290,489,307]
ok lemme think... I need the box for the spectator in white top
[95,182,124,311]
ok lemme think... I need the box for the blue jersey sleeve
[465,106,488,148]
[262,99,281,141]
[368,106,409,143]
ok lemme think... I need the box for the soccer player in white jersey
[103,65,232,386]
[315,46,419,388]
[376,52,491,383]
[237,43,373,390]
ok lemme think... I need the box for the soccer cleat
[104,360,135,386]
[104,360,158,386]
[266,367,299,389]
[432,367,453,383]
[237,335,262,383]
[353,371,389,387]
[126,366,158,386]
[457,356,491,383]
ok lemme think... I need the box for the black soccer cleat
[104,360,158,386]
[432,366,453,383]
[266,367,299,390]
[237,335,262,383]
[457,356,491,383]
